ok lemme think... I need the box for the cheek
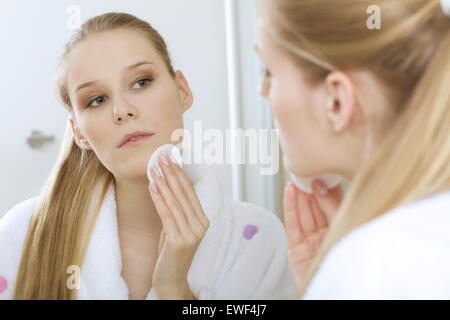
[77,113,104,146]
[136,83,184,139]
[269,80,309,146]
[269,78,320,171]
[75,116,115,171]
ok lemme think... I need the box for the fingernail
[313,179,328,196]
[285,182,293,192]
[150,182,158,193]
[161,154,170,167]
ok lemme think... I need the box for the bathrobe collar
[76,163,232,299]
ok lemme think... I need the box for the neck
[114,176,162,235]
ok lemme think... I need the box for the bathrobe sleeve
[211,199,298,300]
[0,197,38,300]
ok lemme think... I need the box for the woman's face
[255,0,371,179]
[255,9,333,177]
[67,28,192,180]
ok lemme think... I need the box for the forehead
[257,0,272,23]
[66,29,161,91]
[256,0,277,56]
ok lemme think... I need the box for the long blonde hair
[265,0,450,298]
[13,12,175,299]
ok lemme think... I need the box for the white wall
[0,0,232,217]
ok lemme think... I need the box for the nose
[258,81,264,98]
[113,98,138,123]
[258,75,269,100]
[259,80,268,100]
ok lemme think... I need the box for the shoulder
[304,190,450,299]
[0,196,39,300]
[212,198,296,299]
[0,196,40,253]
[0,196,39,237]
[226,197,287,241]
[220,197,288,264]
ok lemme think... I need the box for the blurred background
[0,0,296,220]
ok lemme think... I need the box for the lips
[118,131,153,148]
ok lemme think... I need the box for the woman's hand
[148,153,210,299]
[283,180,343,291]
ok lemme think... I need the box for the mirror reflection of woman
[256,0,450,299]
[0,13,297,300]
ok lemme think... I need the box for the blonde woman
[0,12,297,300]
[255,0,450,299]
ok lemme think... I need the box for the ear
[324,71,361,133]
[69,116,91,150]
[174,70,193,113]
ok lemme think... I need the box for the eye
[131,77,154,89]
[87,95,107,108]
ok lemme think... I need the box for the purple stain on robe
[243,224,258,240]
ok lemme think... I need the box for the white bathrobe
[0,163,297,300]
[303,189,450,299]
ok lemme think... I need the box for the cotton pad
[291,173,342,194]
[147,144,183,184]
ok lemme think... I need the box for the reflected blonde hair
[266,0,450,298]
[13,12,175,299]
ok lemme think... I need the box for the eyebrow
[75,60,155,92]
[125,60,154,71]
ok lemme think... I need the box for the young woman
[0,12,297,300]
[255,0,450,298]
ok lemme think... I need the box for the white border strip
[224,0,244,201]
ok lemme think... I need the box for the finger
[283,182,304,245]
[329,184,344,202]
[151,165,189,236]
[159,153,206,238]
[288,241,316,264]
[311,181,341,223]
[295,185,318,237]
[167,154,210,229]
[148,181,178,241]
[309,194,328,228]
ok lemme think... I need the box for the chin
[282,153,313,178]
[282,153,295,173]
